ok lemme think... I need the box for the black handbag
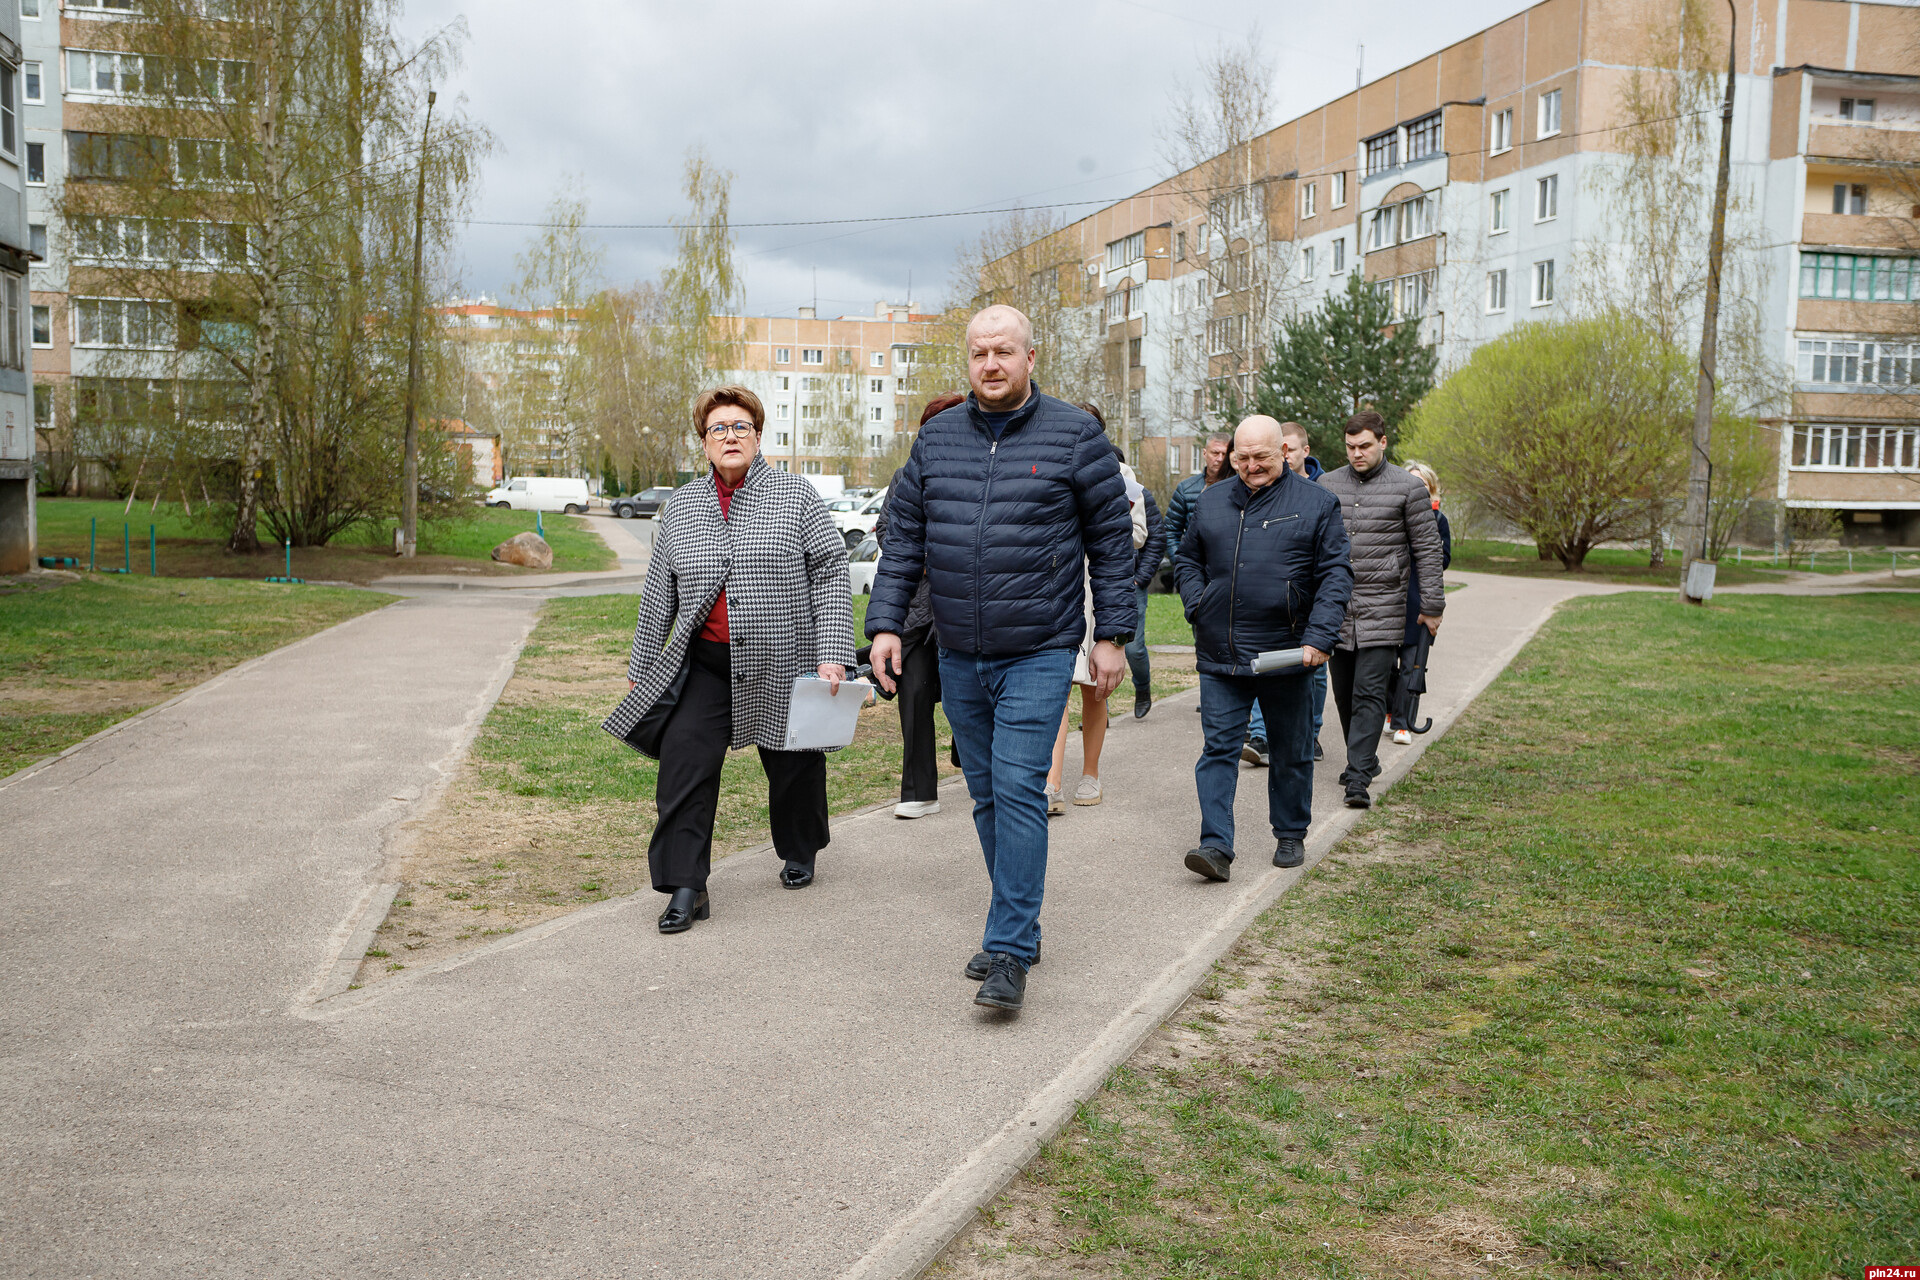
[622,660,690,760]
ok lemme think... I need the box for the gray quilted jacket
[603,456,856,752]
[1316,461,1446,650]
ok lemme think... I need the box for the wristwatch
[1104,631,1135,647]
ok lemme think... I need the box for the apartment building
[989,0,1920,545]
[713,301,938,480]
[437,297,575,475]
[0,0,36,571]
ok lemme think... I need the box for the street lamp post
[1677,2,1739,602]
[400,90,435,559]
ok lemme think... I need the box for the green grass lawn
[1450,537,1920,584]
[938,592,1920,1279]
[31,499,616,583]
[0,574,390,774]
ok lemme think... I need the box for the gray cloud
[406,0,1532,317]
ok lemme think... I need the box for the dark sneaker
[1241,737,1270,767]
[1183,846,1233,882]
[1344,787,1372,810]
[1314,741,1325,762]
[1272,837,1306,868]
[966,937,1040,981]
[974,953,1028,1011]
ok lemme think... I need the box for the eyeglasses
[704,421,757,439]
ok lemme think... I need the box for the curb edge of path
[841,587,1586,1280]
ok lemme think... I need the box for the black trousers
[1329,645,1399,794]
[897,624,941,803]
[647,638,830,893]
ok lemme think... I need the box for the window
[774,430,789,445]
[1398,192,1437,241]
[67,50,253,103]
[28,222,44,261]
[775,403,789,420]
[801,348,823,364]
[1365,130,1399,175]
[1792,422,1918,470]
[68,131,168,182]
[25,141,42,184]
[1490,189,1510,234]
[1538,88,1562,138]
[1491,108,1513,154]
[30,303,49,346]
[1332,236,1346,273]
[71,216,250,266]
[74,297,176,348]
[1331,171,1347,207]
[1175,230,1187,261]
[870,406,883,422]
[21,0,41,17]
[1487,269,1508,313]
[836,348,851,366]
[773,459,789,471]
[1206,313,1246,355]
[776,375,790,391]
[1535,175,1558,221]
[894,345,915,367]
[870,433,884,450]
[1301,182,1317,218]
[33,384,52,429]
[0,67,14,156]
[803,461,821,475]
[1840,97,1876,122]
[803,430,821,446]
[1128,336,1143,368]
[1104,285,1130,325]
[23,61,41,104]
[1406,112,1442,162]
[1531,259,1556,306]
[1105,230,1145,270]
[870,350,884,367]
[1192,388,1204,420]
[1832,183,1868,215]
[1367,205,1397,251]
[1799,252,1918,300]
[774,347,789,362]
[1301,245,1315,279]
[1128,388,1142,420]
[868,377,884,393]
[1796,337,1917,387]
[800,397,823,413]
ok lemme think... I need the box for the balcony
[1802,212,1920,252]
[1806,123,1920,166]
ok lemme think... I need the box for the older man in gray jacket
[1316,409,1445,809]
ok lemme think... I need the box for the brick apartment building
[987,0,1920,546]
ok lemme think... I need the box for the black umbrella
[1400,627,1435,735]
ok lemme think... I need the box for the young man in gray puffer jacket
[1315,410,1446,808]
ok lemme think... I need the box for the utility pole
[400,89,436,558]
[1678,3,1738,602]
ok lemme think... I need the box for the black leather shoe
[1344,787,1372,810]
[1134,692,1152,720]
[1314,741,1325,761]
[967,937,1040,980]
[779,860,814,889]
[949,739,962,769]
[657,887,709,934]
[1273,837,1306,868]
[1184,846,1233,882]
[974,953,1028,1011]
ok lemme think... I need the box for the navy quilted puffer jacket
[865,389,1136,655]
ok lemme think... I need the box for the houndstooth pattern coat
[602,455,857,753]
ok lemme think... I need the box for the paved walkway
[0,570,1762,1277]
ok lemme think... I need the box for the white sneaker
[1073,775,1103,806]
[1046,785,1065,816]
[1392,728,1413,746]
[893,799,941,819]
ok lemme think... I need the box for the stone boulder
[491,531,553,570]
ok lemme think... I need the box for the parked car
[832,486,888,547]
[484,476,592,513]
[610,486,677,519]
[847,534,881,595]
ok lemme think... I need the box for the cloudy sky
[403,0,1533,319]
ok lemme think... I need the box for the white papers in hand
[782,676,873,750]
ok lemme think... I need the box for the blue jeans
[1196,669,1316,855]
[1251,662,1326,744]
[1123,586,1151,693]
[938,647,1076,965]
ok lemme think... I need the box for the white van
[484,476,592,513]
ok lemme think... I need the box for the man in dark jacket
[1174,415,1352,880]
[869,304,1136,1014]
[1162,432,1231,564]
[1317,410,1446,810]
[1124,474,1165,719]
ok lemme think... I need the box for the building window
[31,301,50,346]
[74,296,176,348]
[837,349,852,366]
[1832,183,1868,215]
[1796,337,1916,387]
[1128,388,1142,420]
[1332,236,1346,273]
[775,403,789,420]
[0,67,14,156]
[33,383,52,429]
[800,403,822,419]
[869,433,883,450]
[1487,269,1508,314]
[1175,230,1186,261]
[776,375,790,391]
[1104,286,1129,325]
[893,345,915,367]
[895,403,905,422]
[773,459,789,471]
[804,431,821,447]
[1128,336,1143,368]
[1301,245,1315,279]
[1406,112,1442,162]
[1535,175,1559,222]
[801,348,822,364]
[1800,252,1918,300]
[21,0,42,18]
[1191,388,1203,420]
[28,222,45,260]
[867,406,881,421]
[1205,313,1246,355]
[799,375,822,392]
[1531,259,1556,306]
[68,131,168,182]
[1367,205,1396,251]
[25,140,43,184]
[1538,88,1562,139]
[1331,171,1347,207]
[23,61,41,104]
[1105,230,1146,270]
[870,350,884,367]
[774,347,789,363]
[868,377,884,393]
[1491,108,1513,154]
[1399,192,1437,241]
[1301,182,1317,218]
[1490,189,1510,234]
[1840,97,1876,122]
[803,461,821,475]
[1365,130,1398,175]
[1791,422,1917,470]
[774,430,789,445]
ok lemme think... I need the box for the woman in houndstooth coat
[602,384,856,934]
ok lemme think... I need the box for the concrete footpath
[2,571,1628,1278]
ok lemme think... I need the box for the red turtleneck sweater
[698,471,742,642]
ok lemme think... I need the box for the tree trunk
[229,0,286,555]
